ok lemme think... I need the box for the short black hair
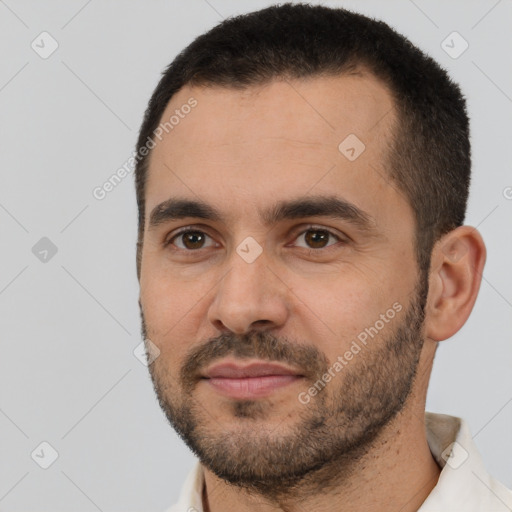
[134,2,470,281]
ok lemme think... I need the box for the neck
[201,404,441,512]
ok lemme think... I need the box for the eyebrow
[148,195,379,235]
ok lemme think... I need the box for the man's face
[139,74,427,495]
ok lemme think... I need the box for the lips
[200,360,304,399]
[203,361,303,379]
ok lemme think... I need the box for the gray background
[0,0,511,510]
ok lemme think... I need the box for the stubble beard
[142,275,428,501]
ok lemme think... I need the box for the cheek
[141,255,202,322]
[292,271,402,358]
[305,287,373,340]
[140,268,218,368]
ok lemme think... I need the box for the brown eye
[295,228,340,250]
[181,231,205,250]
[293,226,347,255]
[304,230,331,249]
[167,230,216,251]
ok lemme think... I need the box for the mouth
[200,360,305,399]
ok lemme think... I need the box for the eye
[165,228,218,251]
[292,227,344,250]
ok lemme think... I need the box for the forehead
[158,71,393,148]
[145,72,403,227]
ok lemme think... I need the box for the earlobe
[424,226,486,342]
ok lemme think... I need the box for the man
[134,3,512,511]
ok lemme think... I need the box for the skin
[138,72,486,512]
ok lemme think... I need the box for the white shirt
[164,412,512,511]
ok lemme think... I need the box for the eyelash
[164,225,346,255]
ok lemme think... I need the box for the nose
[207,244,290,334]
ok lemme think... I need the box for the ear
[424,226,486,342]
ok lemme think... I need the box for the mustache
[180,330,329,389]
